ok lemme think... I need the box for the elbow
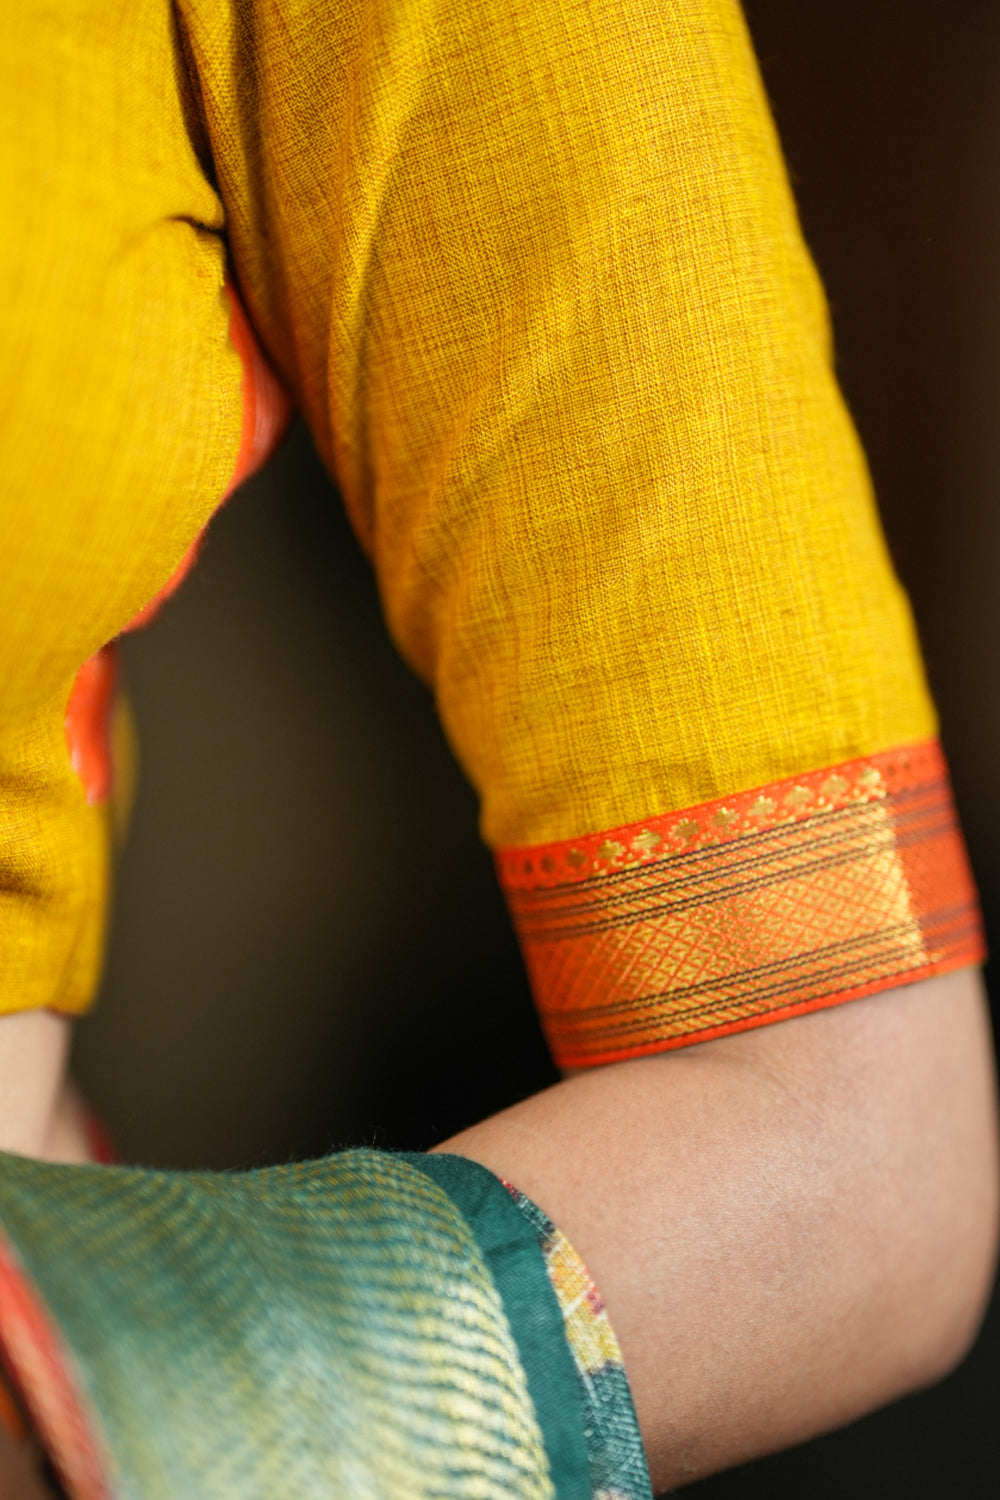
[898,1138,999,1393]
[832,969,1000,1407]
[736,966,1000,1455]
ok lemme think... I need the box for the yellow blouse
[0,0,982,1063]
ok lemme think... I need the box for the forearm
[0,1015,93,1165]
[0,1014,70,1160]
[0,979,992,1497]
[437,968,999,1493]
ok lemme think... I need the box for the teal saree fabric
[0,1149,647,1498]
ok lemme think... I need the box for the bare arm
[0,1015,72,1161]
[0,1015,93,1165]
[437,968,999,1493]
[2,980,994,1494]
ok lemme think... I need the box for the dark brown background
[72,3,1000,1493]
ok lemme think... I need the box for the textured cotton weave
[177,0,936,843]
[0,0,981,1050]
[1,1,244,1015]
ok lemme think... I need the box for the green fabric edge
[400,1153,592,1500]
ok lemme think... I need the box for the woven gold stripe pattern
[498,742,984,1067]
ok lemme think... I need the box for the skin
[0,967,997,1495]
[0,1015,77,1165]
[0,1016,89,1496]
[438,967,999,1493]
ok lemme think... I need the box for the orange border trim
[497,740,985,1068]
[64,645,120,807]
[0,1233,112,1500]
[64,279,292,805]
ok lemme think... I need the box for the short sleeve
[176,0,983,1065]
[3,1,982,1050]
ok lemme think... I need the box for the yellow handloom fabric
[179,0,936,842]
[1,1,244,1015]
[0,1,981,1060]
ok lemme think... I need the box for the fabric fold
[0,1149,644,1499]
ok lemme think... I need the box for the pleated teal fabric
[0,1149,604,1499]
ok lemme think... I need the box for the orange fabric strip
[124,282,291,634]
[63,646,119,808]
[64,281,291,804]
[497,741,985,1068]
[0,1371,27,1442]
[0,1235,110,1500]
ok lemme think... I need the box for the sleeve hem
[497,739,986,1068]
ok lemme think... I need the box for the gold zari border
[497,741,985,1068]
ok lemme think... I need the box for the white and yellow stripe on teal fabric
[506,1185,653,1500]
[0,1150,649,1499]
